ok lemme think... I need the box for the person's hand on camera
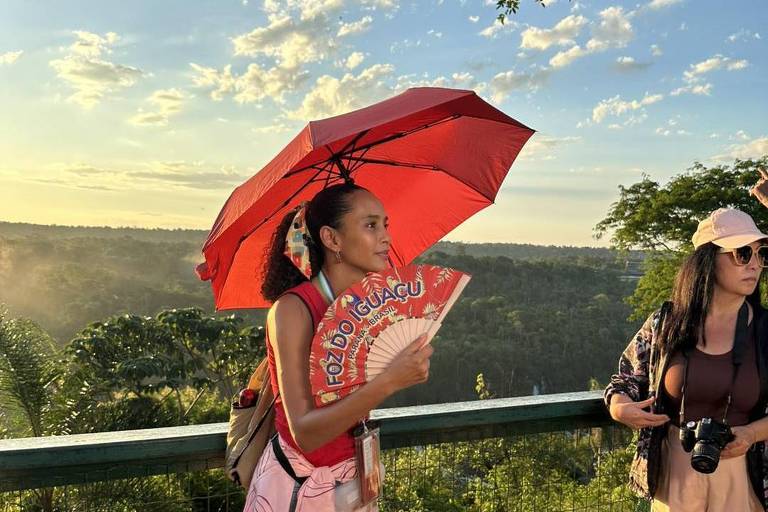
[610,395,670,429]
[721,424,757,459]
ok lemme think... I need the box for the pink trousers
[243,434,378,512]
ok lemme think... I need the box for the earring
[335,250,342,264]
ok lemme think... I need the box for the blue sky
[0,0,765,246]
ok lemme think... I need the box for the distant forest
[0,221,643,406]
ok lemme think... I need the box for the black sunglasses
[718,245,768,267]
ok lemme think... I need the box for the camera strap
[680,301,750,426]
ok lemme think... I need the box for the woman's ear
[319,225,342,253]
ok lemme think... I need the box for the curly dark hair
[261,182,367,302]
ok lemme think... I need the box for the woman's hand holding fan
[375,333,433,391]
[309,264,470,406]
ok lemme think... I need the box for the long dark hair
[659,242,762,354]
[261,182,367,302]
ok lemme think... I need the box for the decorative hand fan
[308,264,471,407]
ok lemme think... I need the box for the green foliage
[380,377,639,511]
[595,158,768,251]
[60,308,264,434]
[387,252,636,405]
[156,308,265,400]
[0,306,59,437]
[625,252,686,321]
[0,233,220,344]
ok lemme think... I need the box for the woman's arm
[605,311,670,429]
[604,311,656,406]
[270,294,432,453]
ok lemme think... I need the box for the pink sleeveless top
[266,281,355,467]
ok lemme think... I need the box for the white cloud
[261,0,345,20]
[655,118,689,136]
[287,63,395,120]
[428,29,443,38]
[0,50,23,66]
[713,136,768,161]
[591,92,663,123]
[650,44,662,56]
[518,134,581,161]
[549,45,587,68]
[345,51,365,69]
[69,30,119,57]
[479,20,518,39]
[232,12,338,70]
[252,123,295,134]
[727,59,749,70]
[670,83,712,96]
[615,56,650,71]
[648,0,683,9]
[395,71,486,95]
[727,29,761,43]
[49,31,142,109]
[190,62,308,104]
[27,160,252,192]
[586,6,633,52]
[549,7,633,68]
[129,88,186,127]
[683,55,748,82]
[489,68,549,103]
[337,16,373,37]
[361,0,399,10]
[670,54,750,95]
[468,15,479,23]
[520,15,587,50]
[390,38,422,53]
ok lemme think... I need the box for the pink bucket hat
[692,208,768,249]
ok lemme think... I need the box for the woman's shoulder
[641,302,671,333]
[268,290,312,326]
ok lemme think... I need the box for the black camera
[679,418,734,474]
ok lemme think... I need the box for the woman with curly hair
[244,182,433,512]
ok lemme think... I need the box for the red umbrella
[196,87,534,310]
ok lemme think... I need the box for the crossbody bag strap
[271,435,308,485]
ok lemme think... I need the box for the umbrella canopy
[197,87,534,310]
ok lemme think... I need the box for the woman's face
[334,190,392,274]
[714,240,765,297]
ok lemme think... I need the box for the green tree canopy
[595,158,768,251]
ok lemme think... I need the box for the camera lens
[691,441,721,474]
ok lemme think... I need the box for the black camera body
[679,417,735,474]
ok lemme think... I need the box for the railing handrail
[0,391,612,491]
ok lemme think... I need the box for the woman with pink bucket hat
[605,205,768,511]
